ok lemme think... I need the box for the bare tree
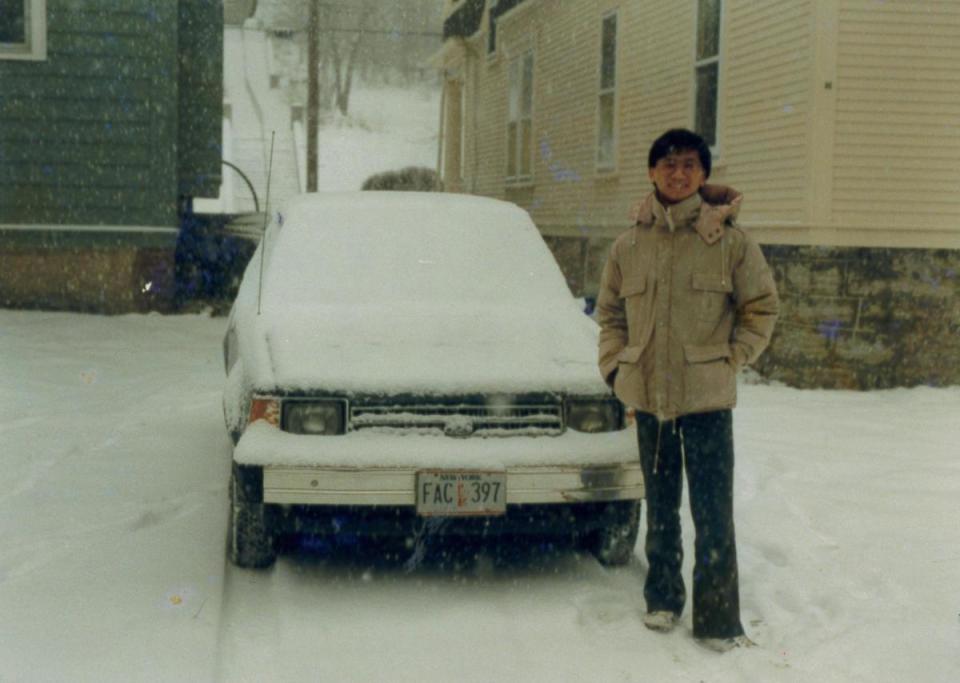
[321,0,379,116]
[256,0,444,115]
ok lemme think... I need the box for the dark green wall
[0,0,222,229]
[178,0,223,199]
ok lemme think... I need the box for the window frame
[0,0,47,61]
[596,9,619,172]
[692,0,722,155]
[506,49,534,184]
[441,75,466,184]
[487,7,497,56]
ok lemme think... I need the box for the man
[596,128,778,652]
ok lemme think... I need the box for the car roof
[279,191,525,227]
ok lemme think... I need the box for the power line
[243,25,443,37]
[328,27,443,37]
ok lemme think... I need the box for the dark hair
[647,128,711,178]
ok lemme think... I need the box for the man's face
[648,149,706,204]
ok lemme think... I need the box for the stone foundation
[757,245,960,389]
[546,234,960,389]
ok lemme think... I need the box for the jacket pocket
[683,343,735,408]
[621,275,654,351]
[692,273,732,293]
[613,345,646,408]
[692,273,733,322]
[617,345,644,364]
[620,276,647,298]
[684,343,732,364]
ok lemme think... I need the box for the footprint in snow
[575,592,635,628]
[130,496,201,532]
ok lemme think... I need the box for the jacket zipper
[721,234,727,286]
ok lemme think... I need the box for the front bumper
[262,462,643,506]
[233,421,643,506]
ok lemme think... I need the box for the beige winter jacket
[597,185,778,421]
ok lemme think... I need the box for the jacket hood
[629,184,743,245]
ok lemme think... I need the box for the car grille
[349,402,564,437]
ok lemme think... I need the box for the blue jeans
[636,409,744,639]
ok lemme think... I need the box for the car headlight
[283,400,347,435]
[565,399,622,433]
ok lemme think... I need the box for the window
[597,11,618,170]
[694,0,721,148]
[0,0,45,61]
[440,78,466,185]
[507,51,533,181]
[487,5,497,55]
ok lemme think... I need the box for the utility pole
[306,0,320,191]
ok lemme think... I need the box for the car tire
[229,470,277,569]
[586,500,641,567]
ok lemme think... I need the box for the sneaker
[696,634,757,653]
[642,611,679,633]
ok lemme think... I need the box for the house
[0,0,223,313]
[436,0,960,388]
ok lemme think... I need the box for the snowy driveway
[1,311,958,682]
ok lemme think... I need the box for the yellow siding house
[437,0,960,388]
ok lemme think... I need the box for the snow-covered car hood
[246,301,607,396]
[227,192,614,399]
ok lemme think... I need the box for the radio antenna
[257,131,276,316]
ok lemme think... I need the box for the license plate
[416,471,507,517]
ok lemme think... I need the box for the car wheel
[586,500,641,567]
[229,470,277,569]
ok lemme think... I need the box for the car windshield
[262,192,572,307]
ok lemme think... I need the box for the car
[222,191,643,568]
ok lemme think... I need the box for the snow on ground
[0,312,230,681]
[1,310,958,682]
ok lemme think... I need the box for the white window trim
[489,0,541,62]
[692,0,722,157]
[505,50,534,185]
[596,9,619,173]
[0,0,47,61]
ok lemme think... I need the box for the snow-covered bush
[361,166,443,192]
